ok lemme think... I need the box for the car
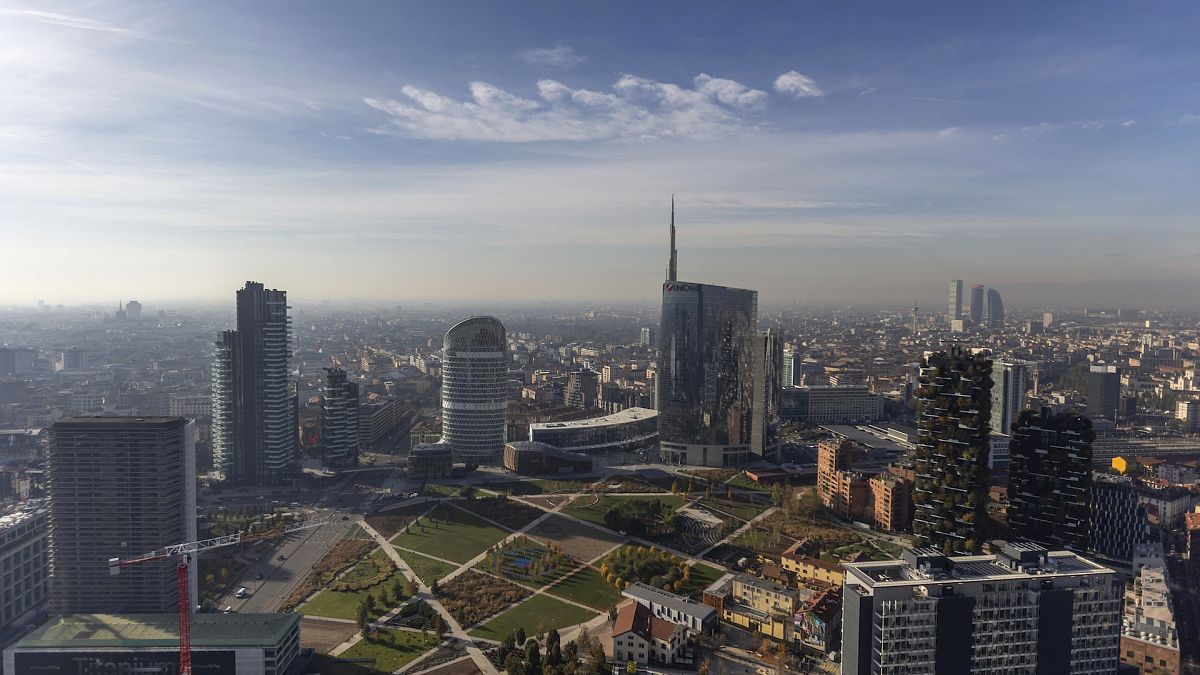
[235,587,248,598]
[222,606,234,614]
[255,572,264,580]
[277,555,287,561]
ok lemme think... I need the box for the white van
[235,587,249,598]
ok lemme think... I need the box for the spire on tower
[665,195,678,282]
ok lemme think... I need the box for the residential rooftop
[622,582,715,620]
[844,542,1114,587]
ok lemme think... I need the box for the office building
[841,543,1122,675]
[357,398,406,453]
[989,358,1031,436]
[53,349,87,372]
[47,417,196,614]
[124,300,142,319]
[657,281,758,467]
[780,385,882,424]
[529,407,658,455]
[948,279,963,322]
[1176,399,1200,433]
[0,348,36,375]
[320,367,359,467]
[0,507,48,634]
[639,327,655,347]
[212,281,298,484]
[968,284,984,325]
[750,329,782,463]
[502,441,592,475]
[4,613,300,675]
[782,350,798,387]
[1090,475,1149,567]
[440,316,508,467]
[913,348,993,554]
[565,369,599,410]
[1006,409,1094,552]
[407,443,453,480]
[1087,365,1121,420]
[985,287,1005,328]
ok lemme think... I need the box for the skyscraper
[441,316,508,467]
[212,281,298,484]
[913,348,993,554]
[948,279,963,322]
[968,284,985,325]
[1006,408,1094,552]
[782,349,797,388]
[750,329,782,462]
[985,287,1005,328]
[320,367,359,467]
[665,195,677,282]
[1087,365,1121,419]
[566,370,599,410]
[47,417,196,613]
[989,358,1031,435]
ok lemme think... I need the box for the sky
[2,1,1200,309]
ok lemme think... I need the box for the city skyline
[3,2,1200,306]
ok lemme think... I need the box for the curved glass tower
[441,316,508,466]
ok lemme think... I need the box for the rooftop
[11,614,299,649]
[530,407,657,430]
[845,543,1113,587]
[622,582,715,620]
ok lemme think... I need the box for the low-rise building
[3,613,301,675]
[528,407,658,454]
[621,582,716,633]
[0,506,48,635]
[793,585,841,653]
[407,442,452,481]
[502,441,593,476]
[1121,544,1180,675]
[708,574,799,640]
[611,602,687,668]
[779,552,844,587]
[781,385,882,424]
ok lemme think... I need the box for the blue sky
[2,1,1199,308]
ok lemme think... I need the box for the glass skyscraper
[441,316,508,467]
[657,281,758,467]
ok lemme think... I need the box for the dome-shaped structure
[440,316,508,466]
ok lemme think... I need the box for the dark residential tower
[212,281,298,484]
[750,329,782,462]
[1006,408,1094,552]
[320,367,359,467]
[968,284,985,325]
[913,348,993,555]
[47,417,197,613]
[1087,365,1121,420]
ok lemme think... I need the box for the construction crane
[109,514,335,675]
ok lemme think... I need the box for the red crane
[109,515,334,675]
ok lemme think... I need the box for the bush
[438,571,530,627]
[597,545,685,590]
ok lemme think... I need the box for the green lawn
[698,497,769,522]
[562,495,687,528]
[726,475,771,493]
[468,594,600,640]
[422,483,463,497]
[390,504,509,563]
[338,630,440,673]
[298,568,408,621]
[396,549,458,586]
[682,562,725,595]
[546,565,622,610]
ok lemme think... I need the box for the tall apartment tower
[441,317,508,467]
[1006,409,1094,552]
[841,543,1122,675]
[750,329,782,463]
[781,350,798,387]
[948,279,963,322]
[0,507,48,633]
[212,281,297,484]
[968,284,985,325]
[1087,365,1121,420]
[566,370,600,410]
[47,417,197,613]
[913,348,993,554]
[990,359,1031,435]
[320,367,359,467]
[985,288,1005,328]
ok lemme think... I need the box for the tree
[433,614,446,635]
[364,593,376,611]
[356,601,370,629]
[504,653,526,675]
[525,639,542,673]
[393,577,406,598]
[727,485,734,500]
[515,626,527,647]
[430,579,441,596]
[562,640,579,668]
[546,628,563,666]
[671,479,680,495]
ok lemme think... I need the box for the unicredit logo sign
[664,283,698,292]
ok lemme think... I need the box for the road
[220,514,354,613]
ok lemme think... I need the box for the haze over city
[3,1,1200,307]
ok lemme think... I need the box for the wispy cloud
[1021,119,1137,134]
[0,8,134,34]
[773,70,823,98]
[936,126,960,138]
[365,73,769,142]
[519,44,586,69]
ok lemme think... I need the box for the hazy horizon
[4,2,1200,307]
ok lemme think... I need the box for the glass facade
[441,316,508,466]
[657,281,758,467]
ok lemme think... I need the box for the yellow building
[715,575,798,641]
[779,553,845,587]
[1112,456,1128,475]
